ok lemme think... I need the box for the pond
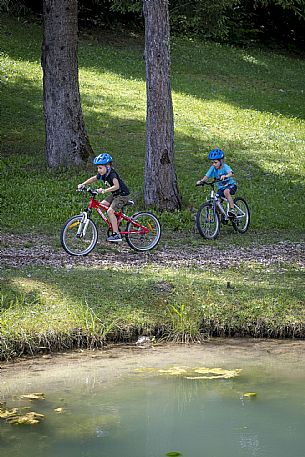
[1,339,305,457]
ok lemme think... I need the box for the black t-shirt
[97,168,130,197]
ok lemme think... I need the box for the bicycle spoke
[126,212,161,251]
[232,198,250,233]
[196,203,220,240]
[61,216,98,256]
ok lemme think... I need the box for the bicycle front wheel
[232,197,250,233]
[126,212,161,251]
[196,203,220,240]
[61,215,98,256]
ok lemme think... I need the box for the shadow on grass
[1,75,304,232]
[76,35,305,121]
[1,15,305,123]
[1,264,305,353]
[0,284,44,311]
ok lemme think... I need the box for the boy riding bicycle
[196,148,237,217]
[78,153,130,242]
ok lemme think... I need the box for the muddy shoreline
[2,339,305,395]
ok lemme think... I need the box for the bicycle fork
[77,211,90,237]
[215,199,227,219]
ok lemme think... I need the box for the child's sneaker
[107,233,122,242]
[228,208,236,218]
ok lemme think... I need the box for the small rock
[54,407,64,413]
[136,336,155,347]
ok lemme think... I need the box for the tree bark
[143,0,181,211]
[42,0,92,167]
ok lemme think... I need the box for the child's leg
[107,206,119,233]
[107,196,129,235]
[224,188,234,209]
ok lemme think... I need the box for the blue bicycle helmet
[93,153,113,165]
[208,149,224,160]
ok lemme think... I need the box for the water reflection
[1,341,305,457]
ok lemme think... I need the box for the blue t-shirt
[205,163,236,190]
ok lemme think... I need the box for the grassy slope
[0,16,304,233]
[0,16,305,359]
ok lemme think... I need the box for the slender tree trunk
[42,0,92,167]
[143,0,181,211]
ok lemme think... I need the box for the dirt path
[1,232,304,270]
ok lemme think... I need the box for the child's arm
[97,178,120,194]
[220,171,234,180]
[196,175,209,185]
[78,175,97,189]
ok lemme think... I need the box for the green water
[1,341,305,457]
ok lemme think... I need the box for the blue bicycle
[195,180,250,240]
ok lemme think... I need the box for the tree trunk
[42,0,92,167]
[143,0,181,211]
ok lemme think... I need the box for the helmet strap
[105,165,112,178]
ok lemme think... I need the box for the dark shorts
[217,184,237,198]
[104,194,130,211]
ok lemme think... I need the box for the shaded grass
[1,262,304,360]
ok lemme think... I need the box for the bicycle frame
[206,185,247,221]
[195,180,250,239]
[207,186,229,219]
[86,196,151,235]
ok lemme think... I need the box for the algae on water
[0,407,44,425]
[20,393,45,400]
[135,366,242,380]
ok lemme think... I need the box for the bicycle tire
[232,197,250,233]
[126,212,161,251]
[61,215,98,256]
[196,203,220,240]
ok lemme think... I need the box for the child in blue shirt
[196,148,237,217]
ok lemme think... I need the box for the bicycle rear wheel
[126,212,161,251]
[232,197,250,233]
[61,215,98,256]
[196,203,220,240]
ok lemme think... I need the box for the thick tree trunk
[143,0,181,211]
[42,0,92,167]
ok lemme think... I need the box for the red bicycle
[60,187,161,255]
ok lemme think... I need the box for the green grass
[0,15,304,234]
[1,262,304,358]
[1,15,305,359]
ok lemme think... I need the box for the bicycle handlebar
[77,186,98,196]
[196,177,229,187]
